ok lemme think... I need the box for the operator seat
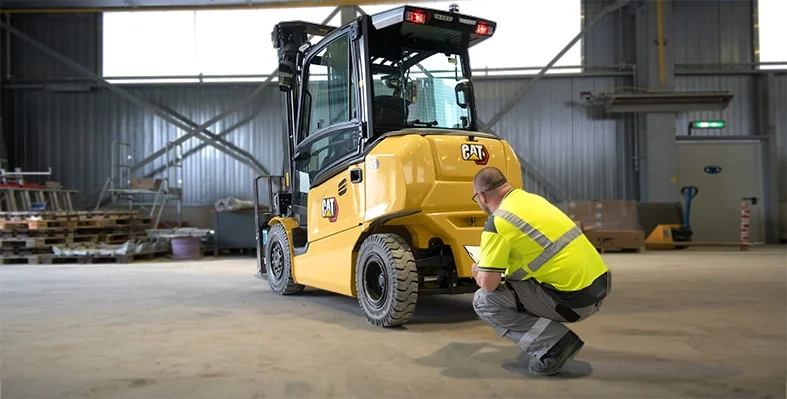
[372,95,408,128]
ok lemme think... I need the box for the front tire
[264,224,304,295]
[355,233,418,327]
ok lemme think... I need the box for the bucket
[171,236,202,260]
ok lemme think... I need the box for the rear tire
[264,224,305,295]
[355,233,418,327]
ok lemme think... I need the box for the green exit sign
[690,120,726,129]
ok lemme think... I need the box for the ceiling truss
[0,0,415,13]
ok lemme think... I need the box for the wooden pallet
[595,246,645,254]
[68,234,100,244]
[0,230,69,238]
[0,235,69,249]
[0,219,71,231]
[0,255,44,265]
[0,212,74,220]
[40,250,168,264]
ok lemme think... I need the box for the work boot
[528,331,584,376]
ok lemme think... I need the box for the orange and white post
[740,202,751,251]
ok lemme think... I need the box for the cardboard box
[584,229,645,252]
[130,178,162,191]
[560,200,642,230]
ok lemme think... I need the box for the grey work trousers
[473,279,602,360]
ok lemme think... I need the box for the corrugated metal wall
[4,75,638,207]
[583,0,628,66]
[4,85,285,208]
[583,0,755,67]
[2,4,780,212]
[674,74,758,136]
[5,13,100,79]
[775,73,787,202]
[673,0,754,65]
[474,76,637,201]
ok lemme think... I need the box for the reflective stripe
[527,226,583,272]
[516,317,551,351]
[507,267,528,280]
[495,204,585,281]
[494,209,551,248]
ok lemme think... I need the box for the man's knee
[472,288,488,315]
[473,287,508,318]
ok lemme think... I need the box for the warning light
[690,120,725,129]
[475,23,492,35]
[405,11,427,24]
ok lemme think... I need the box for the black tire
[264,224,305,295]
[355,233,418,327]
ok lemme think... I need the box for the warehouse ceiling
[0,0,410,12]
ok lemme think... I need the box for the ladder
[95,141,183,228]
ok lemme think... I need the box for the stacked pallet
[0,210,163,265]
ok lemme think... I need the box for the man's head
[472,166,514,214]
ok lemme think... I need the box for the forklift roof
[370,5,497,49]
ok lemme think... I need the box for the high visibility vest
[478,189,610,308]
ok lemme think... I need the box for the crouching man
[470,166,611,376]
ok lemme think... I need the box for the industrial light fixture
[583,91,734,113]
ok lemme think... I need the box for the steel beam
[130,5,340,172]
[0,0,436,14]
[128,79,271,173]
[154,104,270,175]
[340,5,357,24]
[143,106,267,179]
[0,20,265,175]
[479,0,631,132]
[2,7,342,177]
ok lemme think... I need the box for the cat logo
[321,197,338,223]
[460,143,489,165]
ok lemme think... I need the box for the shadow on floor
[414,341,741,382]
[244,287,481,332]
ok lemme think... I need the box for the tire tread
[265,224,305,295]
[356,233,418,327]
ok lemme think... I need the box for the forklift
[254,4,524,327]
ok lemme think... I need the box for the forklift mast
[271,21,338,201]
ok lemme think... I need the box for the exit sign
[690,120,726,129]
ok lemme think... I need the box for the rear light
[405,10,428,24]
[475,23,493,35]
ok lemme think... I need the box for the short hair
[473,166,508,193]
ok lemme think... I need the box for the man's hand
[474,268,503,292]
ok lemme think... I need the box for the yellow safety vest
[478,189,610,307]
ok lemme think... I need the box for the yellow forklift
[254,4,523,327]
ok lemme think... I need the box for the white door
[676,141,764,243]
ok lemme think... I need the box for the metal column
[634,0,678,202]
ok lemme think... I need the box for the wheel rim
[270,242,284,279]
[364,257,388,309]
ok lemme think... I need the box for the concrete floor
[1,246,785,399]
